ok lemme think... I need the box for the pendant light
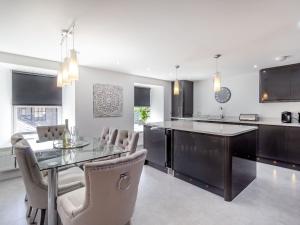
[62,35,71,85]
[213,54,221,92]
[57,23,79,87]
[57,43,63,87]
[173,65,180,96]
[68,24,79,81]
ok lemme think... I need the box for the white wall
[148,86,164,123]
[75,67,171,138]
[194,72,300,119]
[62,84,75,127]
[0,66,12,147]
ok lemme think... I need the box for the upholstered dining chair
[36,125,65,142]
[115,130,139,155]
[57,149,147,225]
[11,132,36,168]
[99,127,118,145]
[15,139,85,225]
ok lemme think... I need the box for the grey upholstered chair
[36,125,65,142]
[15,139,85,225]
[115,130,139,155]
[11,132,36,168]
[100,127,118,145]
[57,149,147,225]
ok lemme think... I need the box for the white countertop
[147,120,257,137]
[171,116,300,127]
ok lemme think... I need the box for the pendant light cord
[72,24,75,50]
[175,65,180,80]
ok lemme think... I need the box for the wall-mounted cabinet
[259,63,300,102]
[171,80,193,117]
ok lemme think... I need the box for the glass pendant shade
[62,57,71,85]
[213,72,221,92]
[57,65,63,87]
[68,49,79,81]
[174,80,180,95]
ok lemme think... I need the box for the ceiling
[0,0,300,80]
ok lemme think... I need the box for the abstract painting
[93,84,123,117]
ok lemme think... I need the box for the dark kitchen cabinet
[173,130,225,190]
[143,125,166,169]
[259,63,300,102]
[258,125,287,161]
[171,80,193,117]
[286,127,300,165]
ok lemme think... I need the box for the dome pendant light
[213,54,222,92]
[173,65,180,96]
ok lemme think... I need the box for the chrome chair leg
[30,208,38,224]
[27,206,32,218]
[40,209,46,225]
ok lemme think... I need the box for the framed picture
[93,84,123,117]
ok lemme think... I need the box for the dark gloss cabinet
[172,130,257,201]
[171,80,193,117]
[173,131,225,190]
[286,127,300,165]
[143,125,170,171]
[259,63,300,102]
[258,125,287,161]
[258,125,300,166]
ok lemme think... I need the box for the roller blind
[134,87,150,107]
[12,71,62,106]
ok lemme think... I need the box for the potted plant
[138,107,150,124]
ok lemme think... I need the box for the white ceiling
[0,0,300,80]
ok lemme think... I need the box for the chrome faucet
[219,106,224,119]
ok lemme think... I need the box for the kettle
[281,111,292,123]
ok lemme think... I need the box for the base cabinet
[286,127,300,165]
[258,125,287,161]
[173,130,224,190]
[258,125,300,166]
[143,126,167,170]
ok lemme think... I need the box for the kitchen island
[144,120,258,201]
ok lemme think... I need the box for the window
[12,71,63,133]
[13,106,62,133]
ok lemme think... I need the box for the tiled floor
[0,163,299,225]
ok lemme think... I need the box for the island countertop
[147,120,257,137]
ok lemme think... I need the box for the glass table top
[26,136,127,171]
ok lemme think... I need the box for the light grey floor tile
[0,162,299,225]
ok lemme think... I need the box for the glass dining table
[24,134,127,225]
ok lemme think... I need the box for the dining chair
[11,132,36,168]
[36,125,65,142]
[115,130,139,155]
[57,149,147,225]
[100,127,118,145]
[15,139,86,225]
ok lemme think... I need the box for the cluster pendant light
[213,54,222,92]
[173,65,180,96]
[57,23,79,87]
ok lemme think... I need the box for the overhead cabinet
[171,80,193,117]
[259,63,300,102]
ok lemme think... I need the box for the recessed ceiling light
[275,55,291,62]
[253,65,258,69]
